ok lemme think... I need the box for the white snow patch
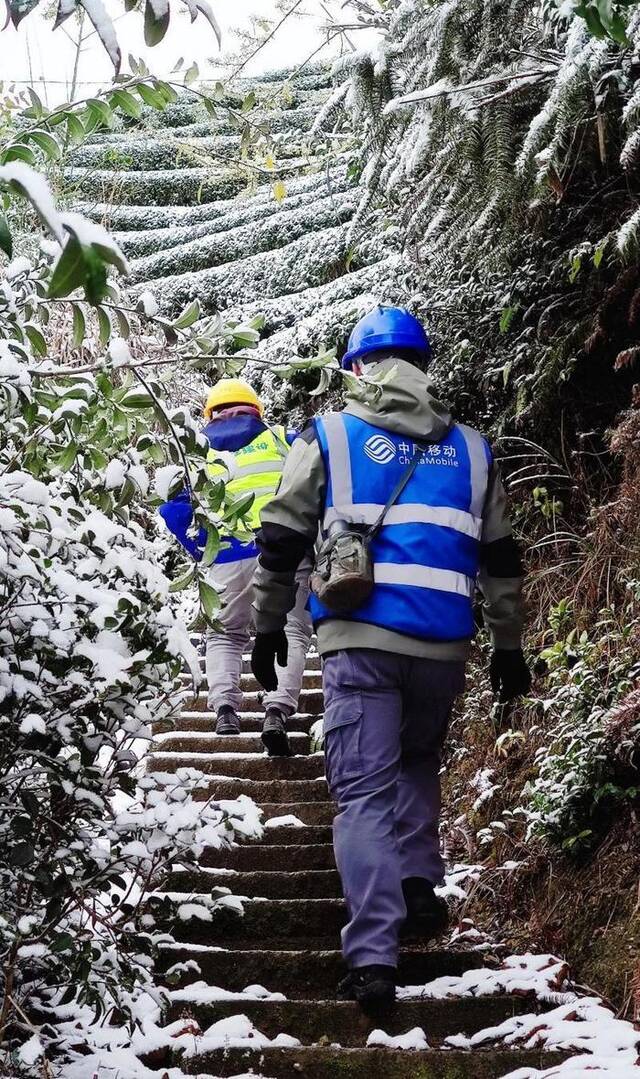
[367,1027,429,1049]
[264,814,305,829]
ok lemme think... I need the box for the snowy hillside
[72,65,409,384]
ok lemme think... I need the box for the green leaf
[66,113,86,146]
[202,525,220,567]
[1,143,36,166]
[97,306,112,345]
[29,129,62,161]
[51,932,74,953]
[120,390,154,409]
[184,61,199,86]
[231,327,260,347]
[604,11,629,43]
[568,254,582,284]
[46,109,69,127]
[25,324,47,357]
[309,366,333,397]
[96,372,113,398]
[114,307,130,338]
[242,89,257,112]
[49,236,108,306]
[110,88,142,118]
[71,303,86,347]
[148,442,165,464]
[27,87,45,117]
[593,242,606,269]
[173,299,200,329]
[56,442,78,472]
[499,305,518,333]
[154,80,179,104]
[144,0,170,46]
[169,565,195,592]
[83,247,108,306]
[199,578,221,620]
[90,447,108,469]
[0,214,12,258]
[578,2,607,37]
[116,475,137,508]
[87,98,115,129]
[49,237,87,299]
[137,82,167,110]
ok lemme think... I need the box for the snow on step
[148,751,325,780]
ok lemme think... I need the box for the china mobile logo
[397,441,459,466]
[364,435,397,464]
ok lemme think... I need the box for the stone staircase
[148,647,567,1078]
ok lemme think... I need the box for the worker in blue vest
[250,306,530,1012]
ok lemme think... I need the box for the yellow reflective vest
[206,425,288,532]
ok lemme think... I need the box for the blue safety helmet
[341,305,431,370]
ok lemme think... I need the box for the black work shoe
[261,708,292,757]
[215,705,240,736]
[402,876,449,939]
[337,965,397,1014]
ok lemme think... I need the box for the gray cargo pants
[322,648,465,969]
[206,556,312,715]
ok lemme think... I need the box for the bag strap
[366,442,427,540]
[263,422,290,459]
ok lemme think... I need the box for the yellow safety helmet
[203,378,264,420]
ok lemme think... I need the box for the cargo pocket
[323,693,363,789]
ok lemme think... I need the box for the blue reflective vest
[309,413,492,641]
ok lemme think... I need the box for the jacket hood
[343,357,452,442]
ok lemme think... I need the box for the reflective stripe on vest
[309,412,491,641]
[207,425,287,531]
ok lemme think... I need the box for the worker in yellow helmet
[158,378,312,755]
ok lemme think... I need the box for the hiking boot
[215,705,241,736]
[337,965,396,1014]
[402,876,449,939]
[261,708,292,757]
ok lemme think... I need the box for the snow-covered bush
[524,595,640,852]
[128,189,357,283]
[69,132,311,172]
[0,162,275,1066]
[115,168,354,259]
[142,222,353,313]
[65,165,248,207]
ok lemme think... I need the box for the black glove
[251,630,288,692]
[490,648,532,703]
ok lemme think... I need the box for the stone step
[191,782,331,804]
[165,995,540,1048]
[153,897,347,946]
[152,732,311,755]
[248,824,332,846]
[258,802,335,825]
[156,945,487,997]
[174,1047,568,1078]
[180,669,324,691]
[200,843,335,871]
[169,868,342,899]
[149,752,325,781]
[188,652,322,673]
[157,711,318,734]
[185,688,324,714]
